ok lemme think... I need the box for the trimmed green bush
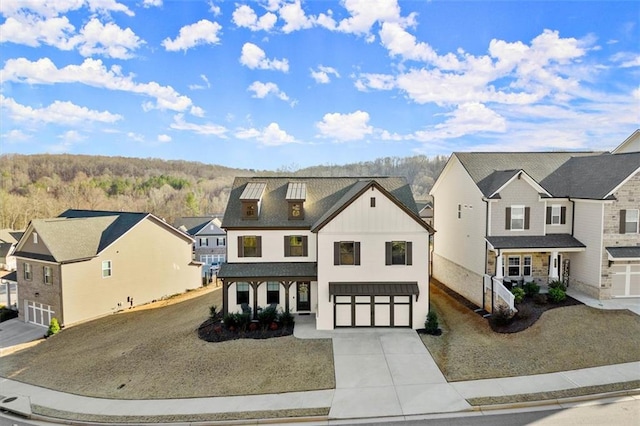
[548,287,567,303]
[533,293,548,305]
[548,280,566,292]
[47,317,61,336]
[424,310,439,335]
[257,306,278,328]
[490,305,514,326]
[523,281,540,297]
[0,307,18,322]
[209,305,218,320]
[278,309,295,327]
[511,287,525,304]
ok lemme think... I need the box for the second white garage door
[24,300,55,327]
[611,264,640,297]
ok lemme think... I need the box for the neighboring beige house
[0,229,22,271]
[173,216,226,280]
[430,147,640,311]
[219,177,434,330]
[14,210,202,328]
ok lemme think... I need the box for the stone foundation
[433,253,484,307]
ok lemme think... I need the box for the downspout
[569,198,575,236]
[483,197,490,311]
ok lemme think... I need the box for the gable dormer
[240,182,266,220]
[286,182,306,220]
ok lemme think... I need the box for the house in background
[612,129,640,154]
[430,139,639,312]
[14,210,202,328]
[0,229,23,271]
[415,199,434,227]
[174,216,226,281]
[218,177,434,330]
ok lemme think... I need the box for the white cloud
[190,106,205,117]
[74,18,143,59]
[2,57,197,113]
[240,43,289,72]
[157,134,172,143]
[235,122,296,146]
[411,103,507,142]
[316,110,373,141]
[279,0,313,33]
[1,95,122,125]
[310,65,340,84]
[232,4,277,31]
[127,132,145,142]
[336,0,409,40]
[247,81,290,102]
[354,73,395,91]
[189,74,211,90]
[0,15,76,49]
[162,19,222,52]
[1,129,32,142]
[0,0,134,18]
[143,0,162,7]
[170,114,228,137]
[610,52,640,68]
[50,129,85,153]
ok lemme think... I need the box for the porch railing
[483,274,515,312]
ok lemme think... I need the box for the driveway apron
[329,328,470,419]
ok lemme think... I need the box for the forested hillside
[0,154,447,229]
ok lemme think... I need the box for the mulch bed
[489,295,583,333]
[197,317,294,342]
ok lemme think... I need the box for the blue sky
[1,1,638,171]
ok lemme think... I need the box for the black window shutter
[256,236,262,257]
[385,242,392,265]
[237,236,244,258]
[284,236,290,257]
[546,207,552,224]
[524,207,530,230]
[302,236,308,256]
[334,242,340,265]
[560,207,567,225]
[406,242,413,265]
[354,242,361,265]
[505,207,511,230]
[620,210,626,233]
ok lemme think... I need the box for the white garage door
[334,295,412,327]
[25,300,55,327]
[611,264,640,297]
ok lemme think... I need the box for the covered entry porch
[217,262,317,318]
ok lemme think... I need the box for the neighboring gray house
[0,229,23,271]
[173,216,226,280]
[415,200,433,227]
[430,147,640,311]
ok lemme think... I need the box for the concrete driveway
[329,328,470,419]
[0,318,46,355]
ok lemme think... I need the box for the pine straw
[421,283,640,382]
[0,286,335,399]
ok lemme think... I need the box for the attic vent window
[33,233,38,244]
[240,182,267,220]
[286,182,306,220]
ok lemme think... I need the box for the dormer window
[286,182,306,221]
[240,182,266,220]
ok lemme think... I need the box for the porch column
[281,280,294,313]
[549,251,559,281]
[495,251,503,279]
[250,281,260,320]
[222,280,229,316]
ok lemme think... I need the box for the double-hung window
[102,260,112,278]
[284,235,308,257]
[43,266,52,284]
[267,282,279,304]
[199,237,208,247]
[236,282,249,304]
[23,263,32,281]
[217,237,226,247]
[507,256,521,277]
[385,241,413,265]
[238,236,261,257]
[334,241,360,265]
[510,206,525,230]
[621,209,639,234]
[523,256,532,277]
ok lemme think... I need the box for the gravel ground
[0,286,335,399]
[421,282,640,382]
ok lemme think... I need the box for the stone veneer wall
[433,253,484,307]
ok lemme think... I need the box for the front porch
[217,262,317,319]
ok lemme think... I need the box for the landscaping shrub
[511,287,525,304]
[257,306,278,328]
[548,280,566,291]
[424,310,440,335]
[515,304,532,320]
[47,317,61,336]
[490,305,514,326]
[209,305,219,320]
[0,307,18,322]
[278,309,295,327]
[548,287,567,303]
[523,281,540,297]
[533,293,548,305]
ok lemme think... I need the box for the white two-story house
[430,144,640,311]
[218,177,434,329]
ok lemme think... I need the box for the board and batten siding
[490,178,545,237]
[226,230,316,263]
[570,200,605,298]
[316,185,430,330]
[60,218,201,326]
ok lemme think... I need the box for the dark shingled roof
[0,242,13,258]
[217,262,317,280]
[222,177,428,231]
[606,246,640,260]
[541,152,640,199]
[486,234,586,250]
[329,282,419,296]
[173,216,224,236]
[455,152,599,197]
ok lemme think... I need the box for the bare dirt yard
[421,282,640,382]
[0,286,335,399]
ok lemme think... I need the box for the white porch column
[495,251,503,279]
[549,251,559,281]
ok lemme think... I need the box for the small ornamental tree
[47,317,61,336]
[424,311,439,335]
